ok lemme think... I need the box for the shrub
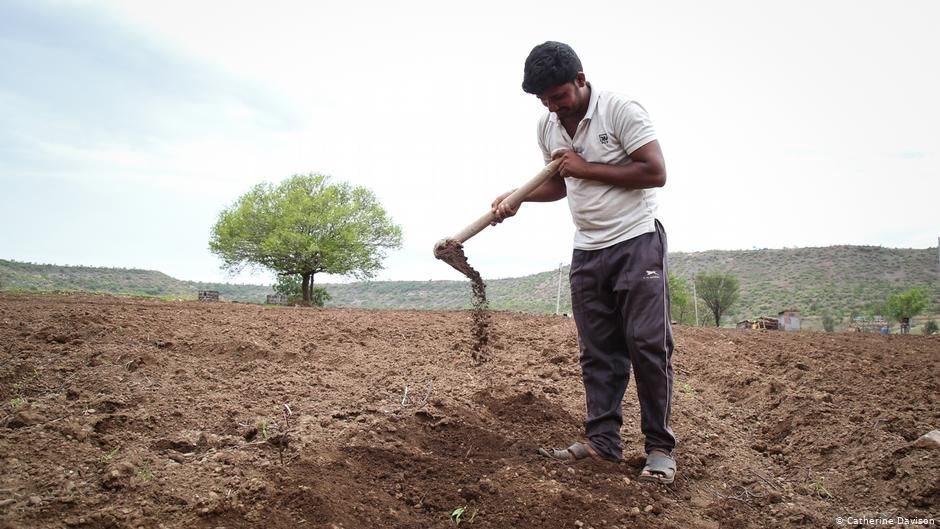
[924,320,939,336]
[311,287,331,307]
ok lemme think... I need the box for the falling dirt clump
[434,239,491,360]
[469,278,490,359]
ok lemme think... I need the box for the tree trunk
[301,272,312,306]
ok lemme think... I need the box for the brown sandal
[638,451,676,484]
[537,441,620,463]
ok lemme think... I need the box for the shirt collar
[548,82,598,124]
[583,82,599,120]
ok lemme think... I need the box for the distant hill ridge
[1,245,937,323]
[0,260,272,303]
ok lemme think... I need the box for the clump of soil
[434,239,490,360]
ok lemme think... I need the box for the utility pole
[555,263,564,315]
[691,276,699,327]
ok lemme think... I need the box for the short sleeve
[537,113,552,164]
[612,99,657,155]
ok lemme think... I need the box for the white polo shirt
[537,85,659,250]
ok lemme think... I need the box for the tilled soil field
[0,293,938,529]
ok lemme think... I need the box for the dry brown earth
[1,293,937,528]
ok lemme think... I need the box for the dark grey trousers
[569,220,676,460]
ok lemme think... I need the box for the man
[491,41,676,484]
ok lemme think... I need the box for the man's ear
[575,72,586,87]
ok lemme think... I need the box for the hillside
[322,270,566,313]
[2,245,938,325]
[0,260,191,298]
[669,245,940,320]
[325,246,940,322]
[0,260,270,303]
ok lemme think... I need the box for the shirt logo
[644,270,660,279]
[598,132,609,145]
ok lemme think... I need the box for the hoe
[433,159,561,276]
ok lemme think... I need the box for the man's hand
[552,148,590,179]
[549,141,666,189]
[490,189,519,225]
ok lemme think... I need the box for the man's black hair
[522,41,583,95]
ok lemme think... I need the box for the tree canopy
[210,174,402,304]
[884,287,929,323]
[695,272,740,327]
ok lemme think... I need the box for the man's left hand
[551,149,590,179]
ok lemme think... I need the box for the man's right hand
[490,189,519,225]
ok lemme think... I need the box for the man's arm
[490,171,566,223]
[519,171,567,202]
[553,140,667,189]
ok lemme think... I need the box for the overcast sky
[1,0,937,285]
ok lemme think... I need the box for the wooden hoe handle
[447,159,561,245]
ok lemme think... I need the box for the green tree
[695,272,740,327]
[884,287,929,327]
[821,313,836,333]
[668,273,693,325]
[210,174,402,305]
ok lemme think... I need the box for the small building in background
[266,294,289,306]
[736,317,779,330]
[853,315,887,333]
[198,290,220,302]
[778,308,801,331]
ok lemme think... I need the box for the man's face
[538,73,587,119]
